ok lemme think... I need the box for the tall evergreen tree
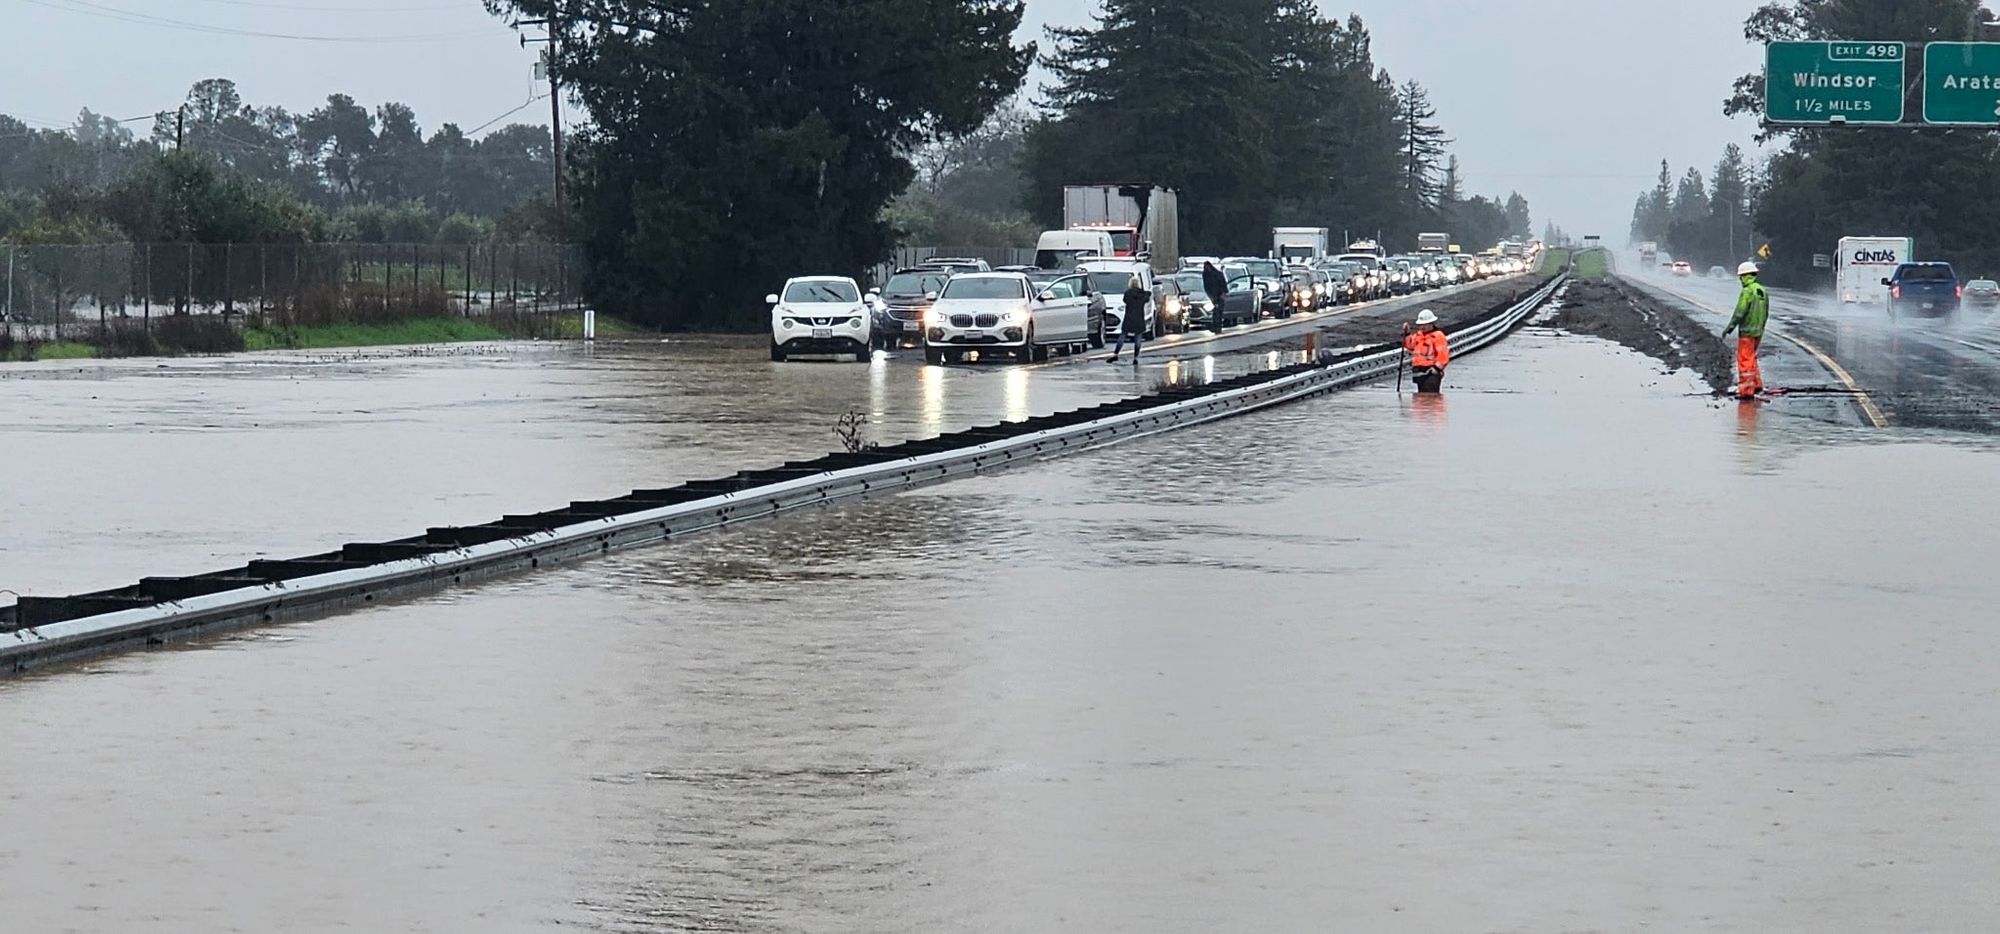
[1503,191,1531,239]
[1394,80,1450,233]
[485,0,1031,328]
[1708,143,1751,265]
[1029,0,1289,252]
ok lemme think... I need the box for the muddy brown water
[6,330,2000,931]
[0,340,1174,598]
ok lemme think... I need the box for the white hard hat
[1737,262,1759,276]
[1415,309,1438,325]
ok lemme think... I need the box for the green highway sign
[1765,41,1906,124]
[1924,42,2000,125]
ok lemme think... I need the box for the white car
[768,276,872,362]
[923,272,1093,365]
[1078,259,1159,338]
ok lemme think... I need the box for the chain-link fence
[0,242,585,340]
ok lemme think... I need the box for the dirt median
[1544,278,1733,393]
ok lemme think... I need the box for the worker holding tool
[1400,309,1450,393]
[1722,261,1768,400]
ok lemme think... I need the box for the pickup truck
[1883,262,1961,319]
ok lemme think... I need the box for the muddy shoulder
[1543,278,1734,393]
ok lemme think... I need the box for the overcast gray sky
[0,0,1764,237]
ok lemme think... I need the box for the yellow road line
[1770,332,1890,428]
[1642,279,1888,429]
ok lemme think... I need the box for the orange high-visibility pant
[1736,336,1763,396]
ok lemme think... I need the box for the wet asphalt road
[1631,265,2000,434]
[6,330,2000,930]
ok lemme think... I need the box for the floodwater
[8,329,2000,931]
[0,340,1161,597]
[0,278,1504,599]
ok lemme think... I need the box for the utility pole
[549,45,565,233]
[515,14,566,233]
[175,105,185,151]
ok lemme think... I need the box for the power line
[14,0,511,42]
[0,109,174,141]
[467,92,549,136]
[175,0,471,11]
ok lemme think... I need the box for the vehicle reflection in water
[869,348,891,431]
[918,360,946,438]
[1003,366,1031,424]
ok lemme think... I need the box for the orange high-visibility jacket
[1403,329,1450,369]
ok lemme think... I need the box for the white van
[1835,236,1913,303]
[1035,229,1117,270]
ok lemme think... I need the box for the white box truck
[1417,232,1450,254]
[1835,236,1913,303]
[1272,227,1329,264]
[1062,184,1180,273]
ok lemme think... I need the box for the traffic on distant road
[768,183,1534,366]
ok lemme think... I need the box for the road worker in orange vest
[1401,309,1451,393]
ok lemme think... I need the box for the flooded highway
[1633,265,2000,433]
[0,340,1153,598]
[8,326,2000,930]
[0,277,1519,601]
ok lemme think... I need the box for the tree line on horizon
[0,78,563,249]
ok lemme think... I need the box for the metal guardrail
[2,273,1568,673]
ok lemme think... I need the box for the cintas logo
[1853,249,1901,264]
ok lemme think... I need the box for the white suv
[923,272,1092,365]
[768,277,872,362]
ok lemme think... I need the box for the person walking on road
[1202,261,1229,332]
[1723,261,1769,400]
[1109,275,1150,365]
[1401,309,1451,393]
